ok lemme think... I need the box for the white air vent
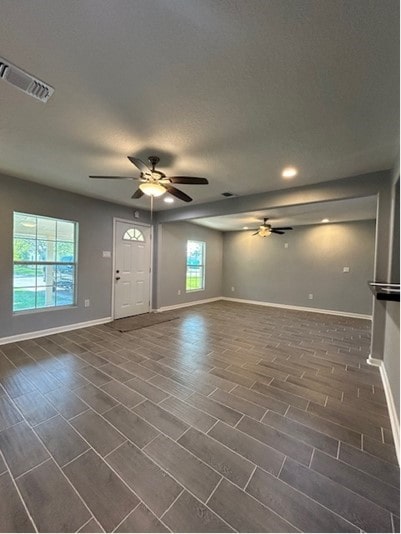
[0,57,54,103]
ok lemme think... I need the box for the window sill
[185,289,205,294]
[13,304,78,316]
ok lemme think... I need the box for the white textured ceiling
[191,196,377,231]
[0,0,399,210]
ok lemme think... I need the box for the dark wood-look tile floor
[0,301,399,532]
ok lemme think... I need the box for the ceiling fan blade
[89,175,138,180]
[273,227,293,230]
[127,157,151,173]
[168,176,209,185]
[271,229,285,234]
[131,188,144,199]
[165,185,192,202]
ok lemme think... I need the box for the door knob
[115,276,121,281]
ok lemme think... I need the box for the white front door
[114,221,151,319]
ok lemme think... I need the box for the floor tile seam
[59,418,177,530]
[140,430,240,497]
[13,457,52,481]
[220,413,321,464]
[73,383,126,414]
[92,364,136,383]
[206,418,288,471]
[17,415,100,527]
[157,488,185,528]
[226,365,276,387]
[203,476,224,506]
[141,419,291,524]
[177,424,258,481]
[14,341,52,361]
[251,381,315,410]
[98,383,148,411]
[75,369,113,388]
[0,416,28,434]
[267,379,329,406]
[0,351,42,396]
[284,409,364,450]
[242,463,258,492]
[30,412,60,429]
[303,450,398,518]
[159,393,235,428]
[328,441,401,489]
[242,408,339,456]
[127,400,200,440]
[127,364,211,397]
[56,389,246,501]
[233,413,245,429]
[0,449,39,533]
[110,501,143,533]
[213,460,303,534]
[60,446,93,470]
[229,384,291,414]
[184,390,244,423]
[148,373,207,400]
[76,514,106,533]
[208,387,279,420]
[390,513,398,533]
[159,469,239,534]
[305,403,386,439]
[1,347,35,369]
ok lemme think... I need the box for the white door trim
[111,218,152,320]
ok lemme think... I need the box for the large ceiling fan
[90,156,208,202]
[252,218,293,237]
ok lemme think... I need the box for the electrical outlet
[284,243,289,248]
[84,299,90,307]
[308,293,313,300]
[177,289,181,295]
[343,266,350,273]
[231,286,235,292]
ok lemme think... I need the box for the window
[123,227,145,241]
[13,212,78,312]
[186,240,205,292]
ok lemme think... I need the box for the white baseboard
[367,356,400,465]
[0,317,112,346]
[221,297,372,320]
[155,297,222,313]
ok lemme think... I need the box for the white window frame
[13,212,78,313]
[186,240,206,293]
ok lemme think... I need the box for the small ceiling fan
[252,218,293,237]
[90,156,208,202]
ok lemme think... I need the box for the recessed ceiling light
[164,197,174,203]
[243,226,249,230]
[282,167,298,178]
[321,218,329,223]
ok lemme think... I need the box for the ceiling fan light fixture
[259,227,271,237]
[139,182,166,197]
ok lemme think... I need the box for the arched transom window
[122,227,145,242]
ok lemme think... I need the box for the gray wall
[222,220,376,315]
[383,302,399,420]
[383,164,400,423]
[0,173,150,338]
[155,222,223,309]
